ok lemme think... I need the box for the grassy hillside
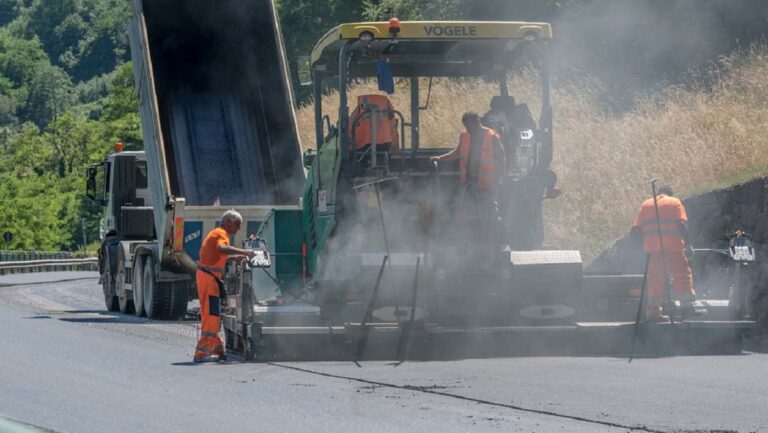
[296,46,768,260]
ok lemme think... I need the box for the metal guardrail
[0,258,98,275]
[0,251,73,262]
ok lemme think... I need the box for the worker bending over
[632,186,703,320]
[432,112,505,262]
[194,209,255,363]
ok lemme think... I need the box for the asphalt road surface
[0,272,766,433]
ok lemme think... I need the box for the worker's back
[635,194,687,252]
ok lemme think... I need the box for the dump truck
[85,0,304,319]
[220,19,756,361]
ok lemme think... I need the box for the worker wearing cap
[194,209,255,363]
[432,112,505,261]
[632,186,701,320]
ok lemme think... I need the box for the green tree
[0,172,80,250]
[25,0,83,65]
[0,0,21,26]
[0,29,49,86]
[0,75,18,129]
[362,0,465,20]
[1,122,54,177]
[276,0,364,100]
[99,62,140,149]
[70,0,131,81]
[22,0,130,81]
[19,63,73,128]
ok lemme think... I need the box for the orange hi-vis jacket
[634,194,688,252]
[458,127,499,190]
[349,94,399,150]
[198,227,229,275]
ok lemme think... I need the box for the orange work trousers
[646,250,695,310]
[194,270,224,359]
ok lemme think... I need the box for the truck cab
[87,146,153,241]
[86,145,159,315]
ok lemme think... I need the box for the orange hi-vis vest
[458,127,499,189]
[634,194,688,252]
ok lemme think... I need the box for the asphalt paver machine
[221,20,755,361]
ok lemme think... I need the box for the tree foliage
[24,0,130,81]
[362,0,465,20]
[0,0,134,251]
[0,0,21,26]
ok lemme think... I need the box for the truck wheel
[104,291,119,312]
[165,281,189,320]
[103,269,119,312]
[116,249,135,315]
[132,255,146,317]
[143,259,169,319]
[101,240,119,312]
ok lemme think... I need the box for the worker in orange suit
[631,185,704,321]
[194,209,255,363]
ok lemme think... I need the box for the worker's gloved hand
[685,245,694,259]
[429,156,440,162]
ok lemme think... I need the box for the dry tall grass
[295,46,768,260]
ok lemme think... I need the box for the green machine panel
[252,209,305,301]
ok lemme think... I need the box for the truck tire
[132,255,146,317]
[104,285,119,312]
[102,270,119,312]
[165,281,189,320]
[143,259,169,319]
[116,249,135,315]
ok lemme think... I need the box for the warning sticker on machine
[318,190,327,212]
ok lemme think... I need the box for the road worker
[631,185,704,320]
[431,112,505,264]
[194,209,255,363]
[431,111,505,190]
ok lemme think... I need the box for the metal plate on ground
[576,320,756,329]
[253,304,321,314]
[509,250,582,266]
[253,304,322,327]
